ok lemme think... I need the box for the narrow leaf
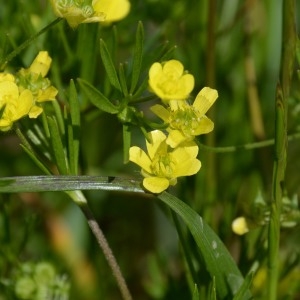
[119,63,129,96]
[47,117,69,175]
[130,21,144,94]
[77,78,119,114]
[157,192,252,300]
[100,39,122,91]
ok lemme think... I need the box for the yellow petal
[28,105,43,118]
[193,115,214,135]
[93,0,130,22]
[180,73,194,96]
[0,119,13,131]
[193,87,218,114]
[173,157,201,177]
[162,60,184,77]
[166,130,187,148]
[29,51,52,77]
[14,90,33,120]
[143,177,169,193]
[129,146,152,173]
[0,73,15,83]
[0,81,19,103]
[36,86,58,102]
[146,130,166,159]
[150,104,170,121]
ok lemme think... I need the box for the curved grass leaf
[0,175,252,299]
[157,192,252,300]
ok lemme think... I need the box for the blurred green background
[1,0,300,299]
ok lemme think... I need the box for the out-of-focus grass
[1,1,300,299]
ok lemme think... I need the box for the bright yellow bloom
[0,81,33,131]
[231,217,249,235]
[16,51,58,118]
[50,0,130,28]
[151,87,218,147]
[148,60,194,102]
[129,130,201,193]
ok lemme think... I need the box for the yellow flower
[148,60,194,102]
[50,0,130,28]
[16,51,58,118]
[151,87,218,147]
[129,130,201,193]
[0,81,33,131]
[231,217,249,235]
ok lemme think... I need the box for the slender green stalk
[0,18,62,70]
[66,191,133,300]
[202,0,217,223]
[197,132,300,153]
[267,1,296,299]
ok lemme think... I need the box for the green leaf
[157,192,252,300]
[130,21,144,94]
[67,80,80,175]
[47,117,69,175]
[232,272,253,300]
[118,63,129,96]
[100,39,122,91]
[192,284,199,300]
[77,78,119,114]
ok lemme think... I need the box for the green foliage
[0,0,300,299]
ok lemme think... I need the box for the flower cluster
[129,60,218,193]
[0,51,57,131]
[50,0,131,28]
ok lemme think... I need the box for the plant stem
[267,1,296,299]
[0,18,62,70]
[66,191,132,300]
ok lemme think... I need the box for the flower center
[170,107,202,136]
[157,72,181,95]
[151,152,174,178]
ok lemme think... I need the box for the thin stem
[67,191,132,300]
[267,1,296,299]
[197,131,300,153]
[0,18,62,70]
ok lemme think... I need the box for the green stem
[197,132,300,153]
[267,1,296,299]
[66,191,133,300]
[0,18,62,70]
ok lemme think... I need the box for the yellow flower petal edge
[193,87,218,115]
[29,51,52,77]
[93,0,130,22]
[148,60,194,102]
[143,177,170,194]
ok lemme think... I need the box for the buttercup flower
[0,81,33,131]
[129,130,201,193]
[151,87,218,147]
[16,51,58,118]
[50,0,130,28]
[148,60,194,102]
